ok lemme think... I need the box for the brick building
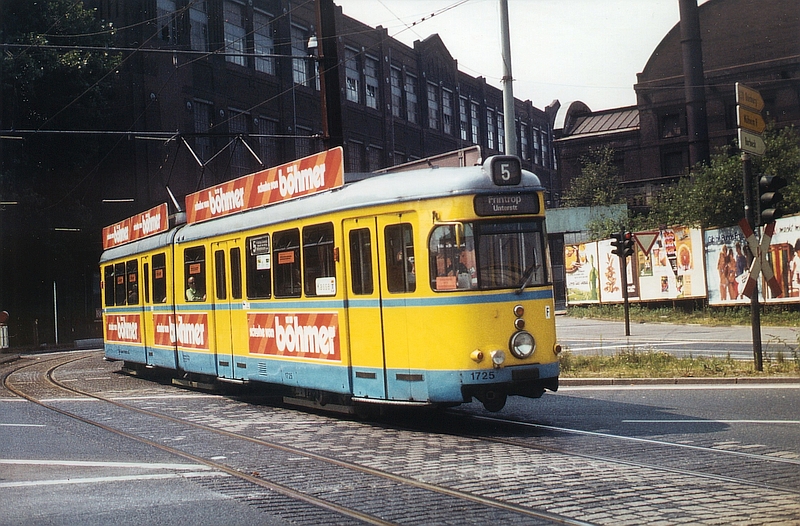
[555,0,800,210]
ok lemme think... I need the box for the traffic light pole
[742,152,763,371]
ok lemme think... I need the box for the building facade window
[459,96,469,141]
[497,113,504,153]
[391,67,402,118]
[189,0,208,51]
[533,127,541,165]
[427,82,439,130]
[520,123,529,161]
[486,108,495,150]
[291,25,312,86]
[661,150,685,177]
[541,129,550,168]
[157,0,177,44]
[193,100,213,162]
[223,1,246,66]
[346,141,363,172]
[295,126,314,158]
[405,72,418,124]
[442,89,453,135]
[254,11,274,75]
[229,109,249,176]
[345,48,360,103]
[470,102,480,144]
[367,145,382,171]
[257,117,279,168]
[660,113,683,138]
[364,56,379,109]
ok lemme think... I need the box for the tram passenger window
[303,223,335,296]
[429,224,477,291]
[246,234,271,299]
[214,250,227,300]
[143,263,150,304]
[126,260,139,305]
[385,224,415,293]
[349,228,373,295]
[273,229,301,298]
[152,253,168,303]
[230,247,242,300]
[114,262,126,306]
[103,265,115,307]
[184,247,206,301]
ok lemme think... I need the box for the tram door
[211,241,242,379]
[344,214,416,401]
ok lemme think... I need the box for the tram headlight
[490,349,506,368]
[509,331,535,359]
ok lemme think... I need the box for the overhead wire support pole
[499,0,517,156]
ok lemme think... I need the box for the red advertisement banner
[153,313,209,350]
[105,314,142,344]
[185,147,344,224]
[102,203,169,250]
[248,312,340,361]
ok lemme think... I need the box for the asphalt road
[556,315,799,360]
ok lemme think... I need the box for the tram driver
[186,277,206,302]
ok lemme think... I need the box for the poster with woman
[597,238,638,303]
[704,225,752,305]
[762,214,800,302]
[564,242,600,304]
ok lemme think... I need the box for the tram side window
[349,228,373,295]
[273,229,301,298]
[114,262,126,305]
[385,223,416,293]
[126,260,139,305]
[152,252,168,303]
[103,265,115,307]
[246,234,271,299]
[184,246,206,301]
[303,223,335,296]
[429,224,477,291]
[230,247,242,300]
[214,250,227,300]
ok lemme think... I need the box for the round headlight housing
[509,331,535,359]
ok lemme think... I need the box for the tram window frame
[246,234,272,299]
[214,249,227,300]
[385,223,416,293]
[476,220,547,289]
[349,228,374,295]
[126,260,139,306]
[152,252,168,303]
[230,247,242,300]
[273,229,301,298]
[103,265,115,306]
[143,263,150,304]
[303,223,335,297]
[184,246,207,301]
[429,223,477,292]
[114,262,126,305]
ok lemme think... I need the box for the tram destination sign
[185,147,344,224]
[474,194,540,216]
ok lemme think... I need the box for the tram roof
[101,158,542,261]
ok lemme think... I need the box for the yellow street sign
[736,82,764,112]
[737,106,766,134]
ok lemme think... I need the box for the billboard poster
[763,215,800,302]
[564,241,600,304]
[704,225,752,305]
[637,227,707,301]
[597,239,638,303]
[248,312,341,361]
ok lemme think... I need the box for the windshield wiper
[515,264,537,295]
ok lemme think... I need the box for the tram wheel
[481,391,507,412]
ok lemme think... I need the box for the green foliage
[644,126,800,229]
[562,147,625,208]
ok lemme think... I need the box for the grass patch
[567,303,800,327]
[559,347,800,378]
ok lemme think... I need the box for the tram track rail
[3,352,592,526]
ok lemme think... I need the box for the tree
[645,125,800,230]
[561,147,624,207]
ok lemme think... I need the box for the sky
[335,0,702,113]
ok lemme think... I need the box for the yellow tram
[100,147,560,412]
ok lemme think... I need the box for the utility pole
[315,0,343,149]
[741,152,762,371]
[499,0,516,156]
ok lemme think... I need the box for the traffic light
[759,174,787,225]
[622,231,635,258]
[610,231,625,257]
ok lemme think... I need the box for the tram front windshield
[429,220,547,292]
